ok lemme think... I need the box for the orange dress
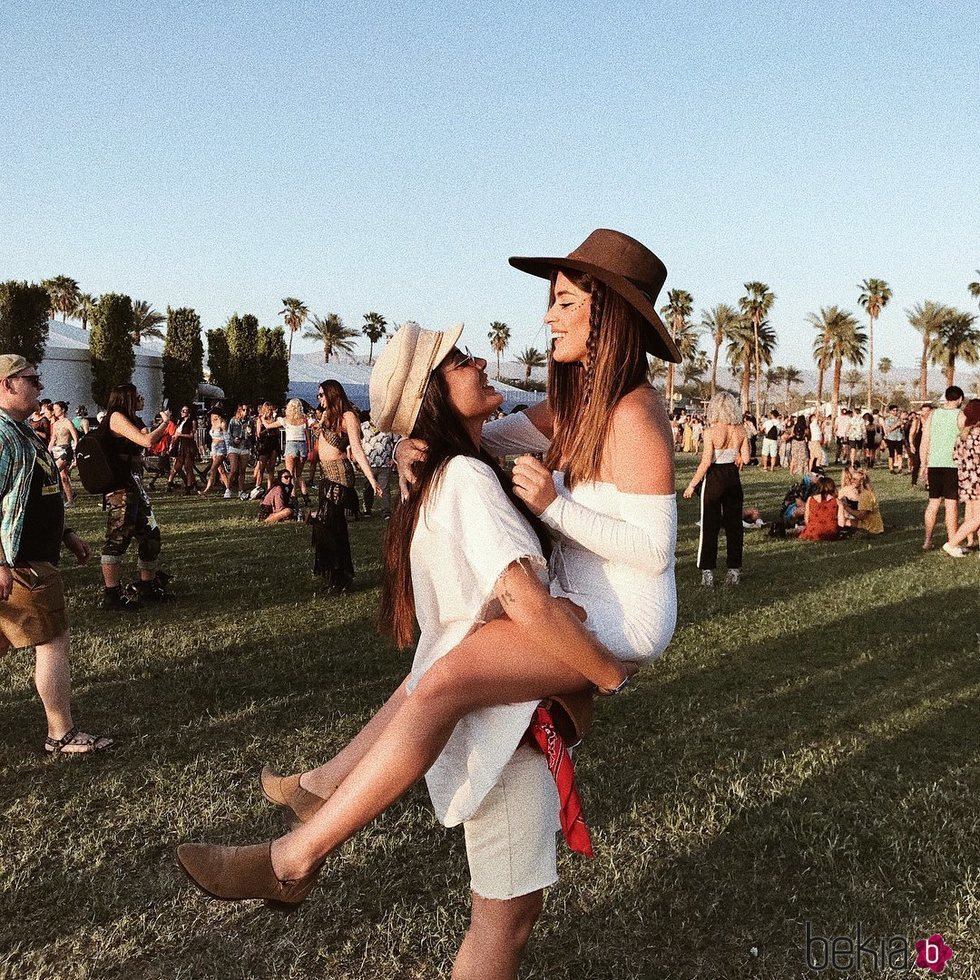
[800,494,839,541]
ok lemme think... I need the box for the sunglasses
[13,372,42,388]
[446,347,477,371]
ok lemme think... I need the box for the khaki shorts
[0,562,68,652]
[463,745,560,901]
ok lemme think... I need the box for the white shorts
[463,745,559,900]
[762,438,779,458]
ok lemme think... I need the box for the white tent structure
[36,320,164,410]
[288,345,544,413]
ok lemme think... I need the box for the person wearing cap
[0,355,112,754]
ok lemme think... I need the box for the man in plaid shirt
[0,354,112,754]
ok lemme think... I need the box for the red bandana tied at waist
[523,703,594,858]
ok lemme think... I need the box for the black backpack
[766,423,779,440]
[75,426,130,494]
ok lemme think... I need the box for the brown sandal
[44,726,114,755]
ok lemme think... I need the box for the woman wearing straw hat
[178,230,680,973]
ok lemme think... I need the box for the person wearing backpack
[761,410,781,471]
[96,384,173,609]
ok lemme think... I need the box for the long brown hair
[544,271,650,488]
[105,383,142,422]
[319,380,354,433]
[380,367,550,648]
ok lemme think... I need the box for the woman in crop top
[683,392,751,586]
[309,380,380,591]
[199,411,231,497]
[178,234,681,964]
[261,399,310,499]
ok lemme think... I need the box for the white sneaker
[223,489,233,499]
[725,568,741,586]
[249,486,264,500]
[701,570,715,587]
[942,542,967,558]
[239,491,249,501]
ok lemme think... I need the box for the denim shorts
[285,440,306,458]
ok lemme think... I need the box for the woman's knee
[470,890,543,952]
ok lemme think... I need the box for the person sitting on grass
[257,470,295,524]
[838,467,884,536]
[799,477,839,541]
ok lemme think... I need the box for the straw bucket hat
[509,228,681,363]
[370,322,464,435]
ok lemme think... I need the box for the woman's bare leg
[300,679,410,799]
[453,891,543,980]
[270,619,591,880]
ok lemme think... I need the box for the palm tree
[906,301,947,401]
[823,312,865,417]
[682,350,709,386]
[41,276,82,321]
[488,321,510,379]
[280,297,309,360]
[660,289,694,408]
[844,368,863,406]
[807,306,850,403]
[361,311,387,365]
[727,317,775,412]
[647,358,667,387]
[930,309,980,388]
[878,357,892,407]
[303,312,358,364]
[782,366,803,409]
[764,366,784,411]
[516,346,546,382]
[968,270,980,310]
[739,281,776,420]
[73,292,97,330]
[130,300,166,344]
[701,303,739,397]
[858,278,892,409]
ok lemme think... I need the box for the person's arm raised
[109,410,170,449]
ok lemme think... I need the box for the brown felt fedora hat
[509,229,680,363]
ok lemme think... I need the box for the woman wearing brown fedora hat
[177,230,680,974]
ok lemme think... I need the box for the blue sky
[2,0,978,371]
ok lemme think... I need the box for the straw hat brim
[508,256,681,363]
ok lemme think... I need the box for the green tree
[206,328,231,395]
[660,289,695,408]
[764,366,784,411]
[226,313,260,404]
[739,281,776,421]
[858,278,892,410]
[817,309,865,417]
[0,281,52,365]
[930,309,980,388]
[40,275,81,322]
[844,368,863,406]
[701,303,739,397]
[131,299,166,345]
[280,297,309,361]
[488,321,511,379]
[968,270,980,310]
[877,357,892,407]
[807,306,851,403]
[257,326,289,404]
[362,311,387,365]
[163,307,204,407]
[303,312,357,363]
[90,293,136,406]
[516,346,546,382]
[907,301,949,401]
[74,292,98,331]
[782,365,803,409]
[727,317,775,412]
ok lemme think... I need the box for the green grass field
[2,459,978,979]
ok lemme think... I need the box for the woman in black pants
[683,392,751,586]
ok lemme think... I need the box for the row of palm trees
[41,276,167,345]
[279,300,391,364]
[660,276,979,417]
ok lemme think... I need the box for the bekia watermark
[804,922,953,973]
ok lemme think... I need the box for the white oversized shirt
[409,455,548,827]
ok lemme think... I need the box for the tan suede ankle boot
[259,766,328,825]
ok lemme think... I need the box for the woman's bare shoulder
[610,385,668,428]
